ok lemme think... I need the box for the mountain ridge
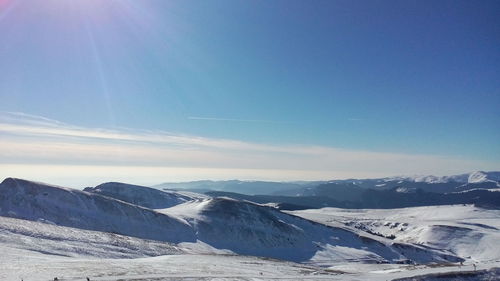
[0,177,196,243]
[152,171,500,196]
[0,177,462,266]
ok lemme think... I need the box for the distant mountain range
[155,171,500,209]
[153,180,322,195]
[153,171,500,196]
[207,188,500,210]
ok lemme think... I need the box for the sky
[0,0,499,187]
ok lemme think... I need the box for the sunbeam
[83,19,116,126]
[0,0,19,21]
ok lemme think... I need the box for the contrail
[188,116,290,124]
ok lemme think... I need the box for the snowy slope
[1,177,458,266]
[291,205,500,264]
[84,182,207,209]
[0,178,196,243]
[1,235,496,281]
[0,216,183,258]
[160,197,461,265]
[0,244,344,281]
[1,179,498,280]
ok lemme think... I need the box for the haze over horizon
[1,0,499,187]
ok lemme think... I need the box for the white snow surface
[290,204,500,264]
[0,216,183,258]
[1,204,498,280]
[2,178,499,280]
[0,244,345,281]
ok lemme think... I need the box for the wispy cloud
[188,116,290,124]
[0,112,498,187]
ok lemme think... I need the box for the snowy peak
[391,171,500,184]
[467,171,500,184]
[84,182,204,209]
[0,178,196,243]
[468,171,488,183]
[162,197,459,264]
[1,177,72,193]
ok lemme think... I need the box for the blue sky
[0,0,499,186]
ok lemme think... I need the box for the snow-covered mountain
[208,185,500,210]
[466,171,500,184]
[84,182,207,209]
[0,177,460,266]
[264,171,500,207]
[390,171,500,186]
[154,172,500,198]
[339,171,500,192]
[0,178,196,243]
[2,177,499,280]
[160,197,460,264]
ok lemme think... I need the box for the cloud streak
[188,116,291,124]
[0,112,498,187]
